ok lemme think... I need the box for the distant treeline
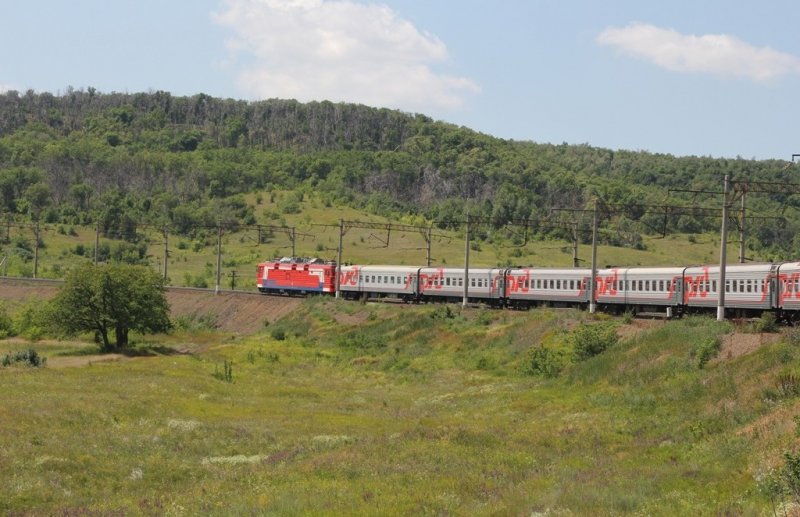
[0,88,797,257]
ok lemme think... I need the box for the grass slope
[1,191,737,286]
[1,300,798,514]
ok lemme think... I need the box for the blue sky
[2,0,798,160]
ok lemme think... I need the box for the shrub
[13,301,51,341]
[430,305,455,320]
[0,302,13,338]
[525,346,569,378]
[571,322,618,361]
[621,311,634,325]
[692,337,722,369]
[755,312,780,333]
[1,348,46,367]
[183,273,209,288]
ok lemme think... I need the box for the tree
[50,263,171,350]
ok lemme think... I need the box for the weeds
[776,373,800,398]
[1,348,46,367]
[212,359,234,382]
[692,337,721,369]
[0,302,12,338]
[173,313,217,332]
[755,312,780,333]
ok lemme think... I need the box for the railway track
[0,276,263,297]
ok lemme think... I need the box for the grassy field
[0,191,739,287]
[1,298,799,514]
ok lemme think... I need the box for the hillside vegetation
[1,89,799,281]
[1,299,799,514]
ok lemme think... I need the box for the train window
[746,280,752,293]
[556,280,561,289]
[732,281,738,292]
[470,278,475,287]
[712,281,717,293]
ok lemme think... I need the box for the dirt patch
[165,290,302,333]
[617,319,663,341]
[0,280,302,334]
[713,332,782,363]
[47,354,126,368]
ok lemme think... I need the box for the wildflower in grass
[311,435,355,450]
[167,419,201,432]
[202,454,268,465]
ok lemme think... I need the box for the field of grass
[2,298,799,514]
[0,191,741,288]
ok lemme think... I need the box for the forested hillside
[1,89,797,258]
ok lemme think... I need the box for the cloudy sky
[2,0,798,160]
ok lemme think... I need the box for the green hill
[1,89,799,282]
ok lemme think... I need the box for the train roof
[683,263,777,273]
[340,265,420,272]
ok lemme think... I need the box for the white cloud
[597,22,800,82]
[0,84,17,94]
[212,0,479,111]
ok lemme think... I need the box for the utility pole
[335,219,343,299]
[718,175,730,322]
[32,222,39,279]
[426,225,432,267]
[572,222,579,268]
[739,186,746,264]
[94,224,100,266]
[215,225,222,294]
[163,227,169,282]
[589,203,598,314]
[291,226,297,258]
[463,215,470,307]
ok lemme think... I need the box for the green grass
[0,191,743,285]
[0,300,796,514]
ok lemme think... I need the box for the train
[256,257,800,322]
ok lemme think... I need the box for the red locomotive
[256,257,337,295]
